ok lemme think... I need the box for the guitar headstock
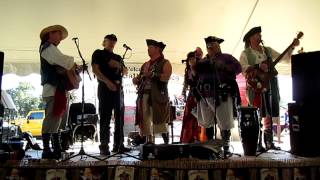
[296,31,304,40]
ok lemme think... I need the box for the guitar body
[246,31,303,93]
[56,65,82,91]
[246,65,278,93]
[64,68,81,90]
[245,68,266,93]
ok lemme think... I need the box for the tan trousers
[42,96,62,134]
[141,94,168,136]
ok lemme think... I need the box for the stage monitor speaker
[292,51,320,103]
[140,142,222,160]
[288,103,320,157]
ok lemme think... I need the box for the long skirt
[180,95,201,143]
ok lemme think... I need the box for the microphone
[123,44,132,50]
[72,37,78,41]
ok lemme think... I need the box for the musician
[133,39,172,144]
[191,36,241,157]
[180,51,201,143]
[239,26,299,150]
[91,34,130,155]
[39,25,76,159]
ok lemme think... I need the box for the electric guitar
[246,31,303,93]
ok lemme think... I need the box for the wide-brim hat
[40,25,68,41]
[204,36,224,47]
[243,26,261,42]
[146,39,166,50]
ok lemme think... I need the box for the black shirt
[91,49,122,85]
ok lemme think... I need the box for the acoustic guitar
[56,64,83,91]
[246,31,303,93]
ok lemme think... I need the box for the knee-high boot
[221,130,231,158]
[52,133,62,159]
[264,129,280,150]
[42,133,54,159]
[206,127,214,141]
[161,132,169,144]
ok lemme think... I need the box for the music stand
[60,38,102,162]
[101,46,141,161]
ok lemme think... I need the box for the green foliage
[6,82,43,117]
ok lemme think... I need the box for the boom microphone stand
[61,38,102,162]
[102,45,141,160]
[256,41,281,157]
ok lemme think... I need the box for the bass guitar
[246,31,303,93]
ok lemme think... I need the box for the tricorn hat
[40,25,68,41]
[146,39,166,50]
[243,26,261,42]
[204,36,224,46]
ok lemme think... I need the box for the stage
[1,134,320,180]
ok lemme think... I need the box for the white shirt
[41,44,74,97]
[239,46,293,74]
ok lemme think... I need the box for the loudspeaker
[140,144,190,160]
[292,51,320,103]
[0,51,3,117]
[288,103,320,157]
[140,142,222,160]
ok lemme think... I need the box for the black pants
[98,83,124,150]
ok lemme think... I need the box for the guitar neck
[272,42,294,67]
[272,31,303,67]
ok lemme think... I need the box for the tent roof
[1,0,319,76]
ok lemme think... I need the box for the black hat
[104,34,117,41]
[187,51,196,59]
[204,36,224,46]
[146,39,166,50]
[243,26,261,42]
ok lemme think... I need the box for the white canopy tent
[0,0,319,76]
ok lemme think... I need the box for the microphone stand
[256,41,281,157]
[60,38,102,162]
[102,47,141,160]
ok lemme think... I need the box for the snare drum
[238,106,260,156]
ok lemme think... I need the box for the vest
[40,42,59,87]
[141,58,170,125]
[244,47,272,66]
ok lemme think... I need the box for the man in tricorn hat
[132,39,172,144]
[239,26,300,151]
[39,25,78,159]
[190,36,241,158]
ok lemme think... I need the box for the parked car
[15,110,45,137]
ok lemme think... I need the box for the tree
[7,82,43,117]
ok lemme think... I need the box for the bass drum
[238,106,260,156]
